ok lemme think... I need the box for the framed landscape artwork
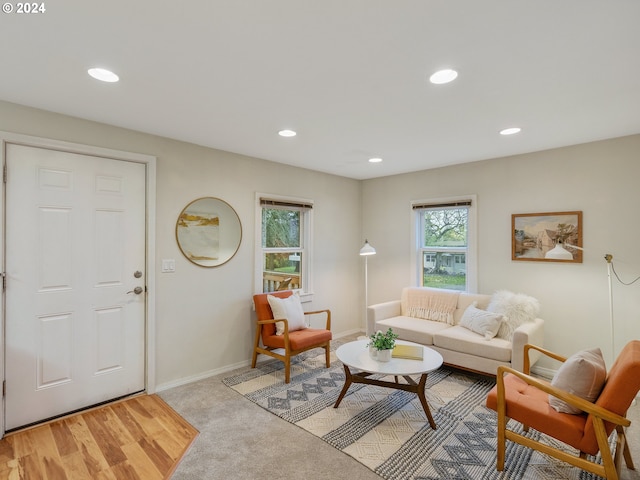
[176,197,242,267]
[512,211,583,263]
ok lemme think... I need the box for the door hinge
[2,380,5,397]
[3,164,6,183]
[1,272,5,292]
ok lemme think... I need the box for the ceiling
[1,1,639,180]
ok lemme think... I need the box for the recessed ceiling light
[88,67,119,83]
[278,129,297,137]
[429,69,458,85]
[368,157,383,163]
[500,127,522,135]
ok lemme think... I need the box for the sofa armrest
[366,300,401,336]
[511,318,544,372]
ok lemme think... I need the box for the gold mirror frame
[176,197,242,267]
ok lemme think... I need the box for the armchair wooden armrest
[303,309,331,330]
[523,343,567,374]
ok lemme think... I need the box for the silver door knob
[127,286,144,295]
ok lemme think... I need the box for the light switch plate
[161,259,176,273]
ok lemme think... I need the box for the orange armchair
[486,341,640,480]
[252,291,332,383]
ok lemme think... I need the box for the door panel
[5,144,146,430]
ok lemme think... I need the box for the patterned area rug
[223,344,605,480]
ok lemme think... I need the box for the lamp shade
[545,242,573,260]
[360,240,376,256]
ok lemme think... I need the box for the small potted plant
[367,328,399,362]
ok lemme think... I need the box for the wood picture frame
[512,211,583,262]
[176,197,242,267]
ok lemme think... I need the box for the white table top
[336,339,443,376]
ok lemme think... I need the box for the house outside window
[413,196,477,292]
[256,194,313,295]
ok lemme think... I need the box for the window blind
[412,200,472,210]
[260,198,313,209]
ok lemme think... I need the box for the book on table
[392,344,424,360]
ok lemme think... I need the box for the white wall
[362,134,640,369]
[0,100,363,390]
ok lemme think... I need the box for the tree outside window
[418,205,469,291]
[258,197,312,293]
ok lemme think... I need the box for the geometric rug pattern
[223,344,605,480]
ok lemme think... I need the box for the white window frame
[410,194,477,293]
[255,192,314,301]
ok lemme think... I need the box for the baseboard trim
[155,359,251,392]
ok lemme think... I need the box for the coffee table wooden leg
[334,364,353,408]
[417,374,437,429]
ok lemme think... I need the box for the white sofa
[367,287,544,375]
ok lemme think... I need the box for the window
[413,196,477,292]
[256,194,313,295]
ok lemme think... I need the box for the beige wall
[362,134,640,370]
[3,99,639,380]
[0,100,363,389]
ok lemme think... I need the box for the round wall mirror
[176,197,242,267]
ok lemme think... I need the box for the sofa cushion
[453,293,492,324]
[488,290,540,341]
[267,293,306,335]
[433,326,512,363]
[401,287,459,325]
[376,316,450,346]
[549,347,607,414]
[459,304,504,340]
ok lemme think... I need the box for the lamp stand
[364,255,369,335]
[359,239,376,337]
[605,254,614,365]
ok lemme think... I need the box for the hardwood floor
[0,394,198,480]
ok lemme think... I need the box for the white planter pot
[369,345,378,359]
[377,349,392,362]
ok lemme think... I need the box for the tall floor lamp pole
[360,240,376,336]
[605,254,615,365]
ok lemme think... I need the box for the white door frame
[0,131,157,437]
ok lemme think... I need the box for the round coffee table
[334,339,443,429]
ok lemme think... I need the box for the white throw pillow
[459,305,504,340]
[487,290,540,341]
[267,293,306,335]
[549,347,607,414]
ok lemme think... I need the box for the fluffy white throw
[404,288,460,325]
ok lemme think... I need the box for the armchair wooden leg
[497,412,506,471]
[252,328,262,368]
[284,357,291,384]
[496,376,507,472]
[594,417,619,480]
[617,426,635,470]
[325,343,331,368]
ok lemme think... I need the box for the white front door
[4,144,147,430]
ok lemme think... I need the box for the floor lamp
[360,240,376,336]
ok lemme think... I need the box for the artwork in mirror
[176,197,242,267]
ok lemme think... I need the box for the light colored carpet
[160,335,640,480]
